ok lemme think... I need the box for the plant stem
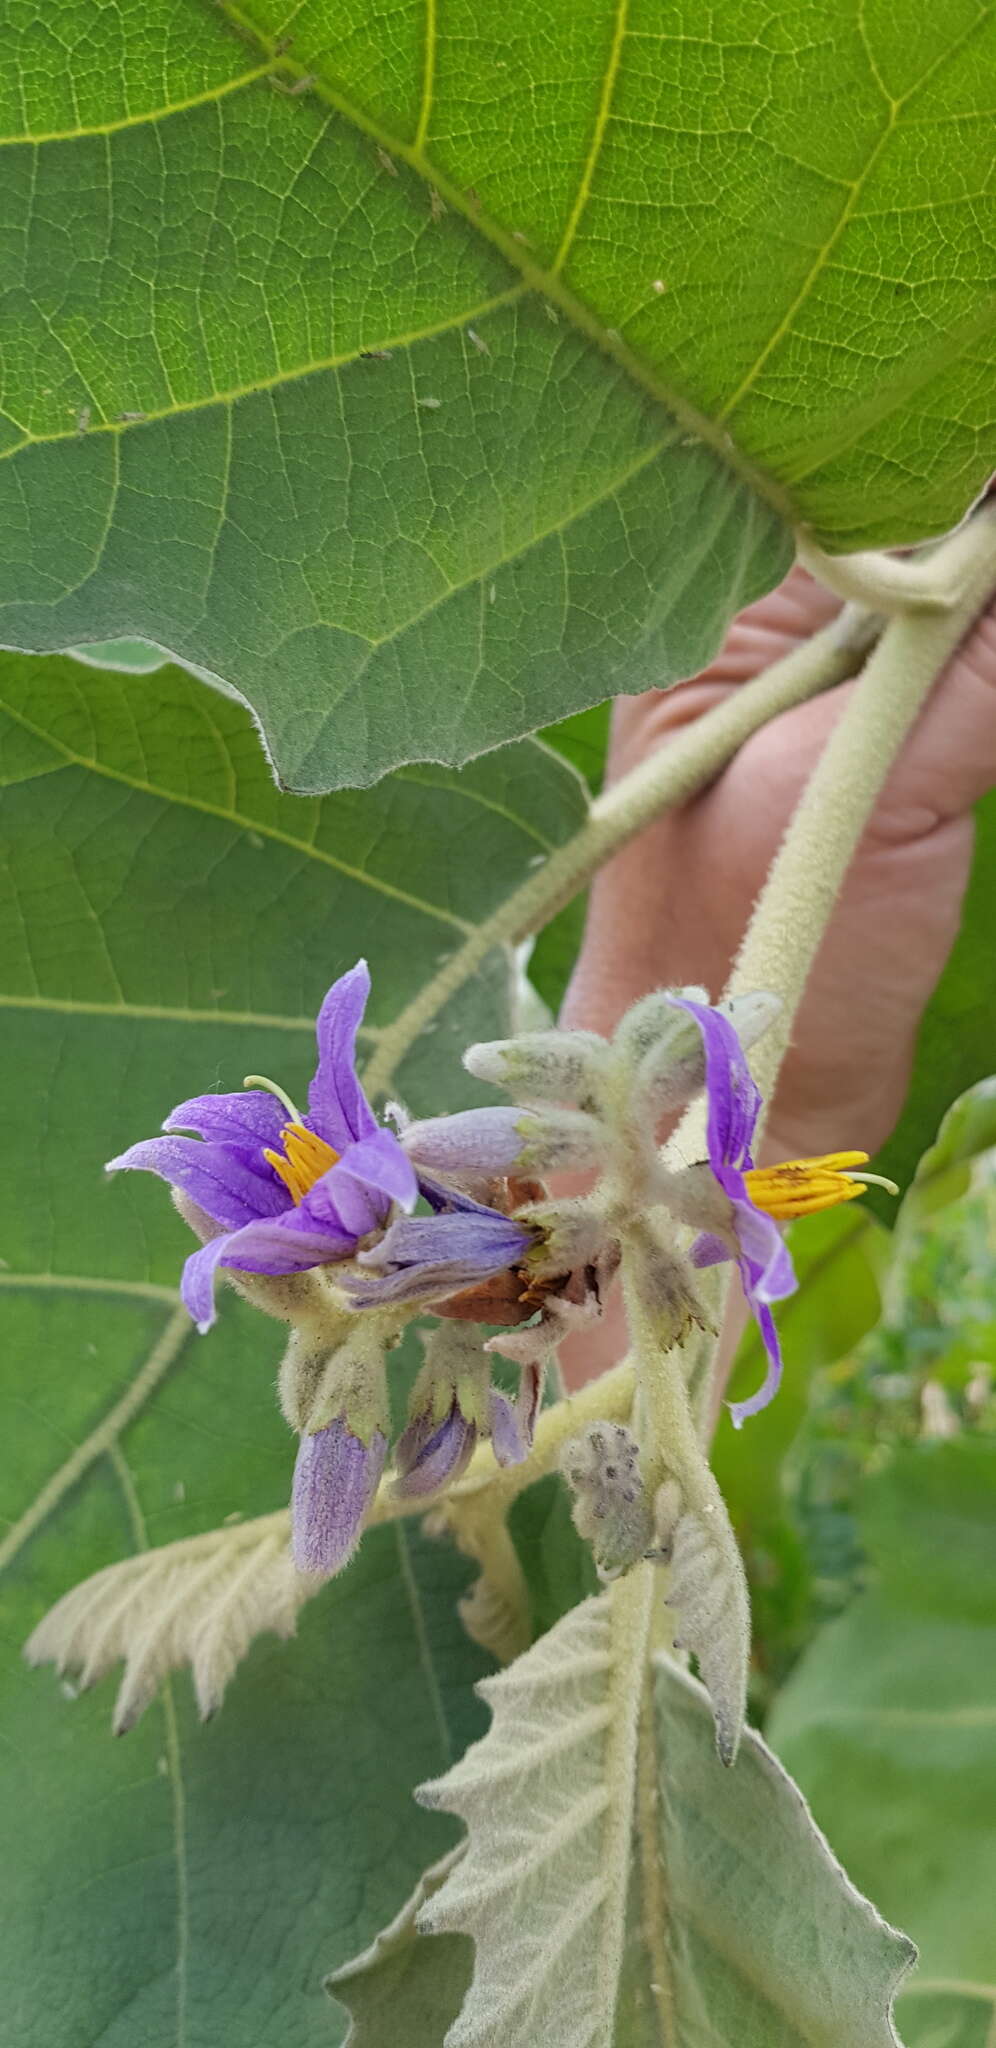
[695,505,996,1436]
[731,505,996,1109]
[621,1237,705,1501]
[361,605,877,1098]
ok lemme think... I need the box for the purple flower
[342,1177,537,1309]
[106,961,417,1330]
[292,1419,387,1574]
[666,995,796,1427]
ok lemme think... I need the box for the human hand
[561,564,996,1163]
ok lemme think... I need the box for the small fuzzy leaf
[25,1513,313,1728]
[662,1491,750,1768]
[378,1578,915,2047]
[417,1582,649,2048]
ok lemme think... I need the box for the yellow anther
[263,1122,339,1204]
[744,1151,898,1221]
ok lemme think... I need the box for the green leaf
[873,788,996,1220]
[0,647,587,1127]
[328,1850,474,2046]
[348,1581,913,2045]
[507,1471,600,1638]
[0,645,588,2040]
[0,1277,493,2041]
[769,1438,996,2048]
[4,5,994,786]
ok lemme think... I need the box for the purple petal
[106,1135,287,1230]
[402,1107,526,1175]
[181,1208,359,1330]
[417,1173,513,1217]
[331,1130,418,1219]
[728,1303,783,1429]
[342,1261,498,1308]
[665,995,761,1173]
[163,1090,288,1150]
[359,1209,533,1272]
[394,1404,477,1496]
[292,1420,387,1575]
[308,961,379,1151]
[733,1199,796,1305]
[689,1230,733,1270]
[344,1209,534,1307]
[490,1362,542,1466]
[294,1130,417,1242]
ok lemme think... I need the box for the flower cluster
[107,962,545,1575]
[108,962,889,1584]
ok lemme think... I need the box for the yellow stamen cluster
[745,1151,897,1221]
[264,1122,339,1204]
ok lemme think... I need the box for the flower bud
[292,1420,387,1576]
[395,1401,477,1495]
[613,987,708,1067]
[561,1423,654,1577]
[463,1030,610,1110]
[489,1360,542,1466]
[402,1105,602,1179]
[394,1323,491,1497]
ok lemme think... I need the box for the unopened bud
[614,987,707,1068]
[561,1423,654,1577]
[395,1323,495,1495]
[402,1103,602,1179]
[463,1030,610,1111]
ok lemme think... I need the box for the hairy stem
[694,505,996,1436]
[361,605,877,1098]
[733,505,996,1108]
[622,1239,704,1501]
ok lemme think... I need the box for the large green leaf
[334,1590,914,2045]
[3,4,994,787]
[769,1438,996,2048]
[1,1283,491,2046]
[0,646,586,2040]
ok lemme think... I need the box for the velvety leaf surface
[3,1,994,785]
[769,1438,996,2048]
[342,1592,914,2046]
[0,646,585,2041]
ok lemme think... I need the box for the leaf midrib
[4,1,797,526]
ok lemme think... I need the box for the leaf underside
[406,1586,914,2047]
[2,0,994,785]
